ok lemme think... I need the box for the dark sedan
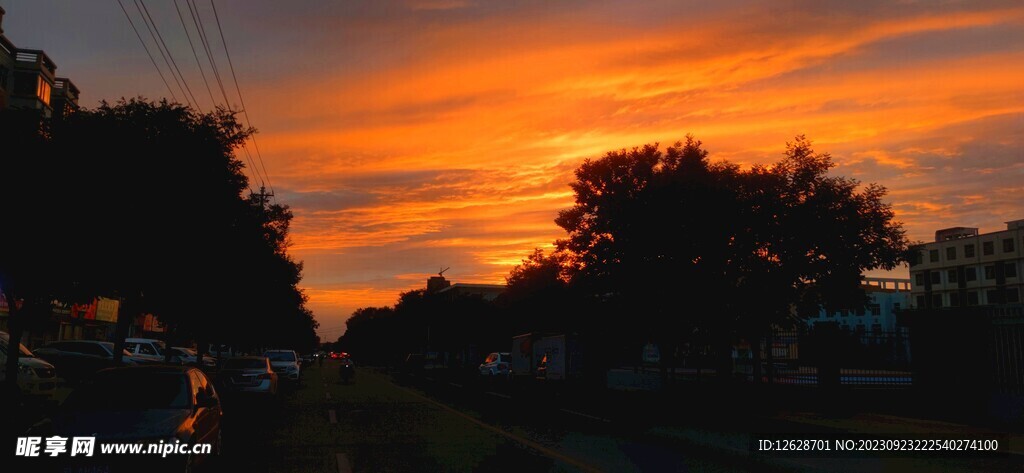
[216,356,278,397]
[33,340,139,384]
[46,365,222,471]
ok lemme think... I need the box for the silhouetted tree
[1,99,318,372]
[553,135,908,380]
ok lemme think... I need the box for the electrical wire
[116,0,178,103]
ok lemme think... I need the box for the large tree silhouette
[1,99,318,390]
[553,135,908,377]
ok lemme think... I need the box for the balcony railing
[14,49,56,76]
[53,77,80,100]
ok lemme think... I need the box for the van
[124,337,171,363]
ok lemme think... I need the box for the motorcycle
[339,359,355,384]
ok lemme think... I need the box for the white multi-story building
[908,220,1024,309]
[805,277,911,334]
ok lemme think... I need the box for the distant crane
[439,267,450,277]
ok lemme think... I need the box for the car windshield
[63,371,190,410]
[176,348,196,357]
[224,358,267,369]
[265,352,296,362]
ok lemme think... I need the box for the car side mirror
[195,393,217,409]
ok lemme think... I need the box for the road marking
[392,382,603,473]
[326,392,332,400]
[448,382,464,388]
[484,391,512,400]
[560,408,612,423]
[328,409,337,424]
[336,453,352,473]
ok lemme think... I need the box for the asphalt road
[10,361,1019,472]
[210,361,777,473]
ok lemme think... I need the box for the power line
[210,0,275,202]
[116,0,178,102]
[132,0,193,109]
[172,0,216,108]
[187,0,265,190]
[186,0,231,107]
[136,0,203,111]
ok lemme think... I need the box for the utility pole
[252,185,274,211]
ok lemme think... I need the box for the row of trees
[338,136,908,380]
[0,100,319,391]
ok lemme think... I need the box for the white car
[124,337,171,363]
[0,331,57,400]
[264,349,301,382]
[479,352,512,377]
[170,347,217,367]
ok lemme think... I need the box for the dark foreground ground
[7,360,1023,472]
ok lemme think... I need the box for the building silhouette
[0,7,79,118]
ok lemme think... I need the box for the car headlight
[19,364,35,376]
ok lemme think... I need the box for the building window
[0,66,9,90]
[983,241,994,255]
[931,294,943,308]
[949,292,960,307]
[964,244,975,258]
[946,247,956,260]
[1008,288,1021,304]
[1006,262,1018,278]
[929,249,939,262]
[871,324,882,335]
[916,295,926,307]
[1004,238,1016,253]
[986,289,1002,305]
[947,269,958,284]
[965,267,977,281]
[915,273,925,286]
[967,291,979,306]
[909,250,923,266]
[36,77,52,106]
[930,272,941,284]
[893,302,901,312]
[984,265,996,280]
[13,71,35,96]
[868,304,881,316]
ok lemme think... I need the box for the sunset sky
[4,0,1022,339]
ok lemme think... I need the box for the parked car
[264,349,301,382]
[44,365,222,471]
[170,347,217,368]
[0,331,57,400]
[218,356,278,396]
[33,340,140,383]
[479,352,512,377]
[124,337,173,364]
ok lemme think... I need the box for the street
[210,361,778,473]
[209,361,1024,473]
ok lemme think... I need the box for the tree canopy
[553,135,907,344]
[0,99,319,383]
